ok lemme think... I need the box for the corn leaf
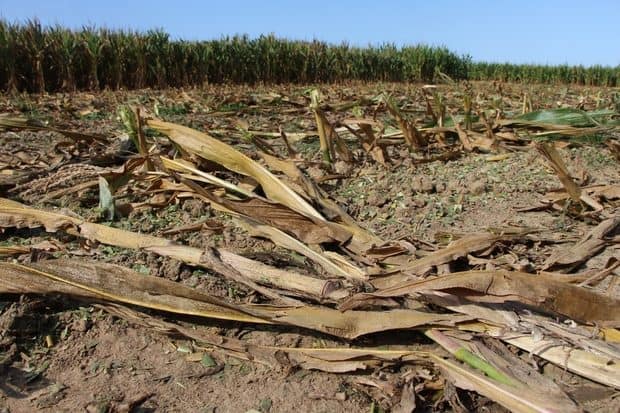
[462,322,620,389]
[431,353,580,413]
[147,119,325,221]
[0,198,348,302]
[0,259,470,339]
[514,108,618,127]
[345,270,620,327]
[0,115,108,143]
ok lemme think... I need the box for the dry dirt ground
[0,81,619,412]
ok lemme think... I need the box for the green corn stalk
[425,329,517,387]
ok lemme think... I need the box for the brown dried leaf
[347,270,620,327]
[205,195,350,245]
[0,245,31,256]
[147,119,325,221]
[384,96,427,149]
[0,115,108,143]
[373,231,532,289]
[0,260,267,324]
[0,259,470,339]
[0,198,347,302]
[259,153,385,254]
[536,142,582,203]
[543,217,619,272]
[235,214,366,281]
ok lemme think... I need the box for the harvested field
[1,80,619,412]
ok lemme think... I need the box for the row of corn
[1,19,618,92]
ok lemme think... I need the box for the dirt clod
[412,176,435,193]
[467,179,487,195]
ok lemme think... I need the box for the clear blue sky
[1,0,619,66]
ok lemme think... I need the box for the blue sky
[1,0,619,66]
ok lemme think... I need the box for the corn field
[0,20,470,92]
[1,19,619,92]
[469,62,620,87]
